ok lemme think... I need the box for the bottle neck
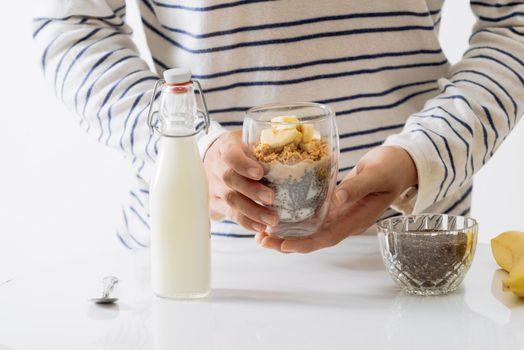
[158,83,198,137]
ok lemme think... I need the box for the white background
[1,1,523,281]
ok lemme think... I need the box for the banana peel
[491,231,524,297]
[503,257,524,297]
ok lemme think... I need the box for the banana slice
[271,116,299,124]
[271,116,299,131]
[293,131,303,145]
[298,124,315,143]
[260,128,301,148]
[300,142,316,153]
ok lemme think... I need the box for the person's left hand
[255,145,418,253]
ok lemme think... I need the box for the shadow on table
[0,344,15,350]
[208,286,398,309]
[87,303,120,320]
[491,268,524,338]
[387,290,519,350]
[491,268,524,309]
[329,251,385,271]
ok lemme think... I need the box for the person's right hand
[203,130,279,232]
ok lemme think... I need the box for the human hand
[255,145,418,253]
[204,130,278,232]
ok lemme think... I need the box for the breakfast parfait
[244,103,338,238]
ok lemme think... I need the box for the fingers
[210,197,267,233]
[206,131,279,232]
[254,230,334,254]
[220,166,274,205]
[256,233,334,254]
[281,237,317,254]
[280,234,336,254]
[255,231,287,252]
[278,224,354,254]
[209,195,230,219]
[219,137,264,180]
[221,189,279,227]
[334,167,379,208]
[254,222,348,254]
[211,171,277,230]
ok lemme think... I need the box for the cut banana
[260,116,321,148]
[300,141,318,153]
[260,128,301,148]
[491,231,524,272]
[271,116,299,124]
[293,131,303,145]
[271,116,299,131]
[491,230,524,298]
[298,124,314,143]
[504,258,524,297]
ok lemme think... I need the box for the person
[33,0,523,253]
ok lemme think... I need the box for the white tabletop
[1,234,524,350]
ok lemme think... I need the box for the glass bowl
[243,102,339,238]
[377,214,478,296]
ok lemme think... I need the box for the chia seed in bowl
[377,214,478,296]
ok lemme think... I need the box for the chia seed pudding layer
[261,157,331,222]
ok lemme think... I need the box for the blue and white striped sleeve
[32,0,226,171]
[384,0,524,214]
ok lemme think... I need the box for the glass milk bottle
[147,68,211,299]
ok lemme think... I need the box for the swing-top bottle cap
[163,68,191,85]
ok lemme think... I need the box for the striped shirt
[33,0,524,248]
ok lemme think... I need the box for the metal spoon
[89,276,119,304]
[0,279,12,287]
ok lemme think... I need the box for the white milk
[150,134,211,299]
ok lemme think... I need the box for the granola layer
[253,139,327,164]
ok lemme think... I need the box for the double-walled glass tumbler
[243,103,339,238]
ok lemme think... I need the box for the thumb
[333,166,379,207]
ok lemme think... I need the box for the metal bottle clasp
[147,79,211,137]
